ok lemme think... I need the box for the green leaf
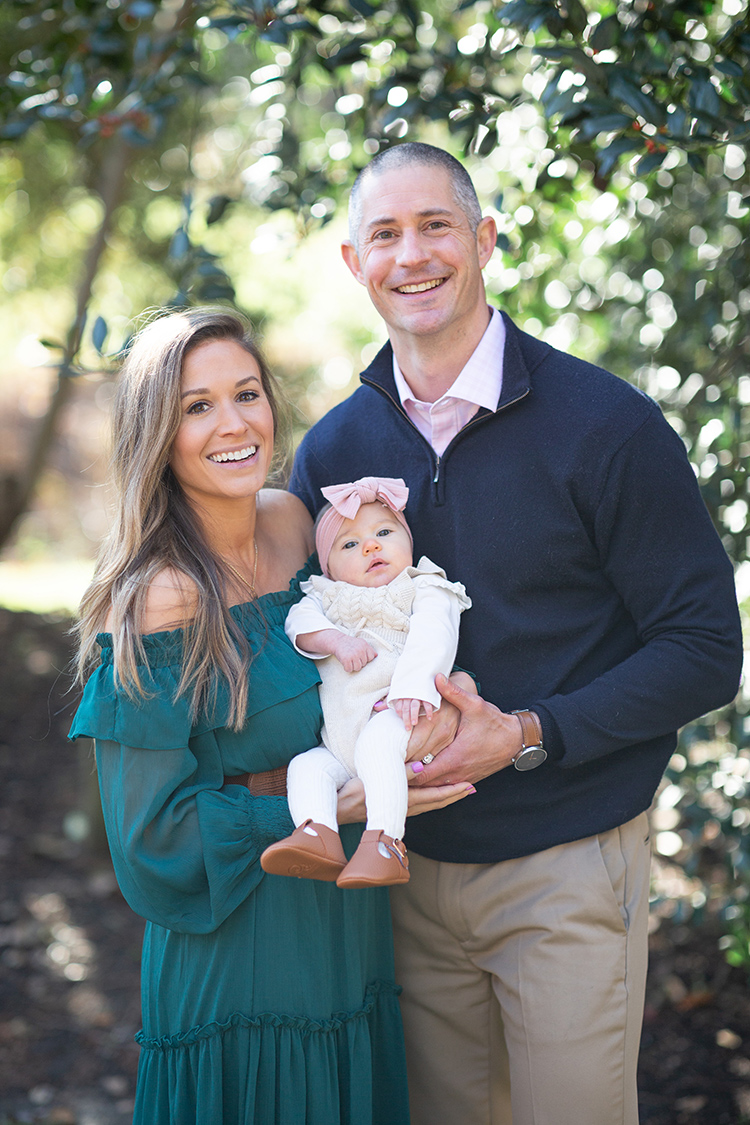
[596,136,640,178]
[200,282,236,301]
[169,228,190,261]
[206,195,234,225]
[348,0,377,15]
[636,149,666,175]
[688,71,724,123]
[500,0,556,33]
[92,317,108,355]
[577,111,632,140]
[714,58,744,79]
[0,119,32,139]
[476,128,497,156]
[561,0,588,37]
[608,71,667,126]
[534,45,603,86]
[590,14,619,53]
[666,105,690,139]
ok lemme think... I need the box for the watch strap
[512,709,543,751]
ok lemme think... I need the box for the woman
[71,308,473,1125]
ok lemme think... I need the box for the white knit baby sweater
[285,557,471,772]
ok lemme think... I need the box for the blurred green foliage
[1,0,749,962]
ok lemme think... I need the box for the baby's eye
[342,540,357,550]
[376,528,392,537]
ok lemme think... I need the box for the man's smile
[394,278,447,294]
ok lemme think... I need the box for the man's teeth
[397,279,443,294]
[209,446,256,463]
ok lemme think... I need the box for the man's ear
[476,215,498,270]
[341,240,365,285]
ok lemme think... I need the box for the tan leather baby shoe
[336,830,410,888]
[261,821,347,880]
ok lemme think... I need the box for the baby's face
[327,502,413,587]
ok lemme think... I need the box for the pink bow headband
[315,476,412,578]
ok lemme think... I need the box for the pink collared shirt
[392,307,505,456]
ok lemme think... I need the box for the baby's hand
[331,634,377,673]
[393,698,433,733]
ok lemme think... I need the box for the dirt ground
[1,606,749,1125]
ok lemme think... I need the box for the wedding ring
[421,753,435,765]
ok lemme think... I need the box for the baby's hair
[313,502,333,536]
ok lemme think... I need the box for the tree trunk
[0,135,133,552]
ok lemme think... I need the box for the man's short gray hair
[348,142,483,249]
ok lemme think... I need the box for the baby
[261,476,470,888]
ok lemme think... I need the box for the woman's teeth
[209,445,256,463]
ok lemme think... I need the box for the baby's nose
[362,537,380,553]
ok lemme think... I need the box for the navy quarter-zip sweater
[290,312,743,864]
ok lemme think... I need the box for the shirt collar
[392,306,505,411]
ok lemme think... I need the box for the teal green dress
[69,577,409,1125]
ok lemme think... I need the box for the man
[290,142,742,1125]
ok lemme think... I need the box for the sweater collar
[359,310,536,411]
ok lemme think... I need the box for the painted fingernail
[465,785,476,794]
[412,762,424,774]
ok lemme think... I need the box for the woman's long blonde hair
[76,307,287,729]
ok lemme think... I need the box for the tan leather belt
[224,766,287,796]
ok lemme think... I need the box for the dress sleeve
[387,574,469,710]
[93,737,293,934]
[70,651,294,934]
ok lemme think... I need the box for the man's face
[341,163,496,349]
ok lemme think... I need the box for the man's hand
[409,674,524,787]
[404,670,475,767]
[296,628,377,673]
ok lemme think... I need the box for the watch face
[514,746,547,771]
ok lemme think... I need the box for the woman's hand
[405,671,477,770]
[336,774,475,826]
[336,778,368,824]
[405,780,475,815]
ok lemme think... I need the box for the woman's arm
[96,737,295,934]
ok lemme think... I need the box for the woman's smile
[207,444,258,464]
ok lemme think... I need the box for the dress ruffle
[69,582,321,751]
[134,981,407,1125]
[136,979,399,1050]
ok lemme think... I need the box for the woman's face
[170,338,275,508]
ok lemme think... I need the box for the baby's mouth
[208,445,257,463]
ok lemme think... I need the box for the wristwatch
[510,710,547,771]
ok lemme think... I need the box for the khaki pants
[390,813,651,1125]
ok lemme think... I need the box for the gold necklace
[223,538,259,599]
